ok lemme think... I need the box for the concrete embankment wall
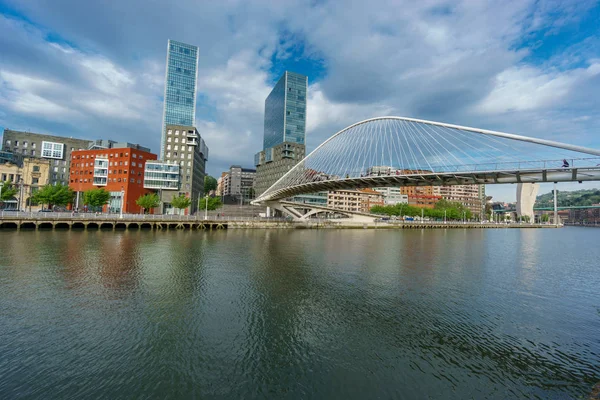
[0,218,559,230]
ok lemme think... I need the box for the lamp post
[204,194,209,220]
[444,209,446,224]
[463,211,466,224]
[18,178,24,212]
[421,207,424,224]
[0,181,4,210]
[120,186,125,218]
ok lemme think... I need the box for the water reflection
[0,228,598,399]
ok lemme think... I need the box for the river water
[0,227,599,399]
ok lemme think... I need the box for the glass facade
[263,71,307,151]
[144,161,180,190]
[161,40,199,159]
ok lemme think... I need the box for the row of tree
[0,181,224,214]
[371,199,474,220]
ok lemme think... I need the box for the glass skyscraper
[160,40,199,160]
[263,71,307,150]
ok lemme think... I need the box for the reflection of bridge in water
[253,117,600,221]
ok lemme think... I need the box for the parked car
[38,209,53,213]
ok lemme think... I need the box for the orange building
[69,146,157,213]
[408,194,442,208]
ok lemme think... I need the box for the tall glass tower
[263,71,307,150]
[160,39,199,159]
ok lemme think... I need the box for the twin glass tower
[254,71,308,197]
[160,40,199,160]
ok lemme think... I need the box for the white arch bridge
[252,117,600,220]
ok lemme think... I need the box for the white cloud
[474,62,600,114]
[0,0,599,186]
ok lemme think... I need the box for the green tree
[83,188,110,210]
[136,193,160,214]
[541,214,550,222]
[204,175,217,194]
[171,194,191,214]
[32,184,73,209]
[199,196,222,211]
[0,181,18,201]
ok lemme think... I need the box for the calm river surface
[0,227,599,399]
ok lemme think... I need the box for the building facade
[222,165,256,202]
[144,125,208,214]
[255,71,308,197]
[254,142,306,196]
[327,189,384,213]
[567,206,600,224]
[2,129,92,185]
[1,157,52,211]
[433,185,485,215]
[69,146,157,214]
[160,40,199,160]
[373,187,409,205]
[0,161,22,210]
[21,158,51,211]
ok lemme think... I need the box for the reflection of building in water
[516,183,539,220]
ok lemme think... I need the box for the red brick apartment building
[69,146,157,213]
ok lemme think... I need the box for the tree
[204,175,217,194]
[32,184,73,209]
[541,214,550,222]
[136,193,160,214]
[171,194,191,214]
[83,188,110,210]
[199,196,222,211]
[0,181,18,201]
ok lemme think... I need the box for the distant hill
[535,189,600,208]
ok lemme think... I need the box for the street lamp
[204,194,209,220]
[444,209,446,224]
[120,186,125,218]
[0,181,4,210]
[18,178,24,212]
[463,211,466,224]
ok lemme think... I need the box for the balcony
[93,177,107,186]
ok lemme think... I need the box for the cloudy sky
[1,0,599,201]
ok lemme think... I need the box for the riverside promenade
[0,211,558,230]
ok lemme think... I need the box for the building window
[33,166,40,172]
[5,140,10,146]
[23,141,28,148]
[168,137,172,142]
[175,130,179,135]
[41,141,64,159]
[168,130,172,135]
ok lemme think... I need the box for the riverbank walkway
[0,211,559,230]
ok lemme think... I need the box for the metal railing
[0,211,290,222]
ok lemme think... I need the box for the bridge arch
[254,116,600,203]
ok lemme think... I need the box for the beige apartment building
[0,157,51,210]
[327,189,384,213]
